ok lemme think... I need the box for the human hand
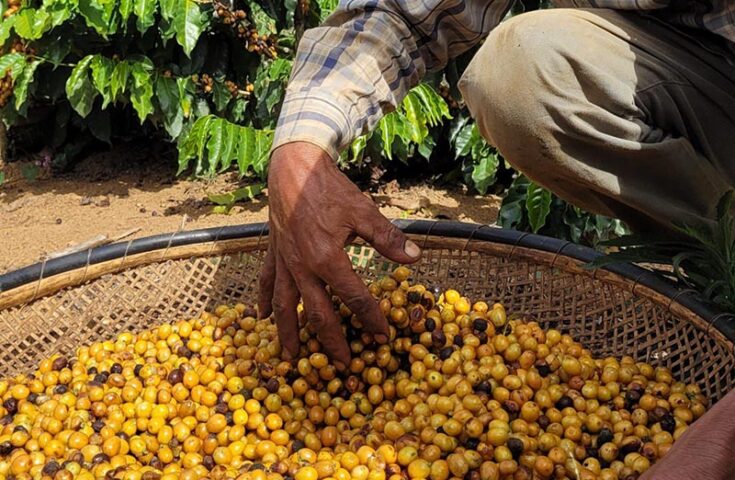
[640,387,735,480]
[258,142,421,369]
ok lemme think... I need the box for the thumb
[355,205,421,264]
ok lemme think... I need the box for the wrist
[268,142,337,197]
[271,135,342,163]
[270,142,332,173]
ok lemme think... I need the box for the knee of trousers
[458,9,610,177]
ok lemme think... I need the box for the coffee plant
[0,0,624,246]
[589,190,735,312]
[0,0,307,177]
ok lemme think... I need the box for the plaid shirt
[272,1,735,160]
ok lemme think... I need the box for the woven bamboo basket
[1,220,734,403]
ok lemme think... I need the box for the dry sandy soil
[0,146,501,274]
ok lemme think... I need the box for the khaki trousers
[459,8,735,232]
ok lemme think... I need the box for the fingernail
[404,240,421,258]
[375,334,389,344]
[334,360,346,372]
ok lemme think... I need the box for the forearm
[272,0,513,160]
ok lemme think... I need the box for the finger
[257,239,277,319]
[354,205,421,264]
[296,273,351,370]
[317,252,389,343]
[271,254,301,360]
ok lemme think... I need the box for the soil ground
[0,145,501,274]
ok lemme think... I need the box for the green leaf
[234,126,257,176]
[174,0,208,56]
[176,125,197,174]
[176,76,194,117]
[212,80,230,113]
[165,107,183,138]
[409,83,451,126]
[236,126,272,178]
[208,183,264,214]
[207,190,232,206]
[208,184,265,205]
[0,54,25,81]
[401,93,426,144]
[46,0,73,27]
[498,175,530,230]
[34,32,72,67]
[452,122,474,158]
[388,83,452,153]
[377,113,410,161]
[110,60,129,100]
[155,76,177,113]
[134,0,157,33]
[317,0,339,20]
[156,75,184,138]
[469,128,489,160]
[350,135,368,162]
[78,0,117,35]
[525,182,552,233]
[454,122,485,158]
[251,132,273,178]
[417,133,436,160]
[90,55,114,108]
[14,8,50,40]
[65,55,97,117]
[249,2,276,36]
[178,118,272,179]
[0,171,5,185]
[205,117,225,175]
[158,18,176,41]
[119,0,134,24]
[177,114,213,175]
[0,16,17,47]
[212,205,232,215]
[87,107,111,143]
[275,28,295,51]
[470,151,499,195]
[129,59,153,122]
[268,58,292,80]
[159,0,176,21]
[192,97,209,118]
[252,59,292,123]
[13,58,40,111]
[228,97,248,124]
[219,120,238,172]
[192,117,214,175]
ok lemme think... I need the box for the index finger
[295,273,351,370]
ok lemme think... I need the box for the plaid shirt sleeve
[271,0,513,160]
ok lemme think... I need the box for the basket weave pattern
[0,237,733,402]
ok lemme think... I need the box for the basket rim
[1,219,733,342]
